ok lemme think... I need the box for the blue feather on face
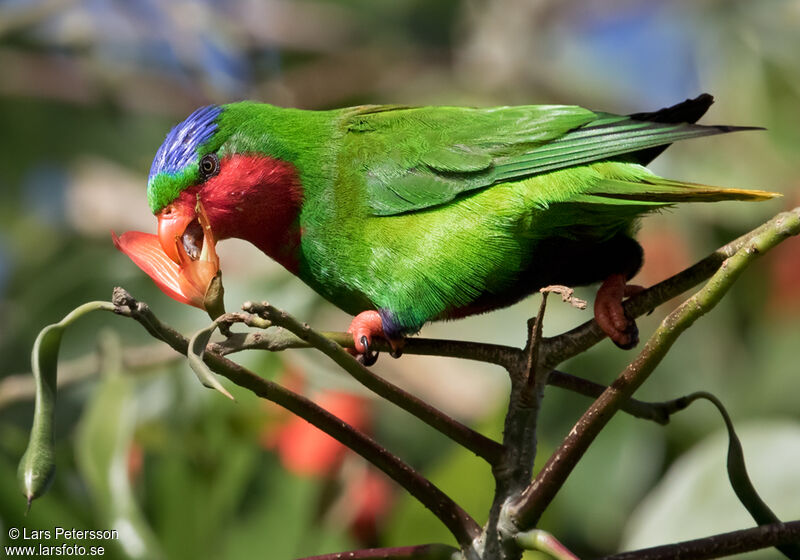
[149,105,222,180]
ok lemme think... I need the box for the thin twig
[547,370,674,425]
[110,288,482,549]
[241,301,505,466]
[482,291,555,559]
[213,329,521,368]
[597,520,800,560]
[541,209,800,369]
[522,291,549,401]
[508,207,800,531]
[210,211,800,386]
[298,544,459,560]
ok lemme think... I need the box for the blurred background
[1,0,799,558]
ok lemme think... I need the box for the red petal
[346,469,393,542]
[275,416,346,476]
[272,392,371,477]
[112,231,199,307]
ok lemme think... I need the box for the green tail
[575,175,779,207]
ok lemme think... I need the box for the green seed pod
[18,301,115,507]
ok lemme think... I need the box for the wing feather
[342,101,762,216]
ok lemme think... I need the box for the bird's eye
[199,153,220,179]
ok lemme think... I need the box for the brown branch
[240,302,505,466]
[507,207,800,531]
[110,288,482,549]
[547,370,674,425]
[481,293,555,559]
[213,329,521,368]
[216,331,679,424]
[540,209,800,369]
[212,211,800,387]
[298,544,458,560]
[598,520,800,560]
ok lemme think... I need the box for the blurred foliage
[0,0,798,558]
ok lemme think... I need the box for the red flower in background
[261,369,394,544]
[769,237,800,314]
[767,190,800,316]
[265,389,371,476]
[344,468,394,544]
[635,225,691,287]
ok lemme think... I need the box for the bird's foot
[346,310,404,366]
[594,273,645,349]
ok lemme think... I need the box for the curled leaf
[691,392,800,559]
[18,301,115,507]
[187,320,234,400]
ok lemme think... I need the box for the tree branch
[598,520,800,560]
[507,207,800,531]
[547,370,674,425]
[298,544,459,560]
[212,328,521,368]
[22,208,795,559]
[212,210,799,385]
[540,209,800,369]
[241,301,505,466]
[481,292,554,559]
[110,288,482,549]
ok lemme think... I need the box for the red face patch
[198,154,304,271]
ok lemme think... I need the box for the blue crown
[149,105,222,180]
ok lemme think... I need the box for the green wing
[342,104,757,216]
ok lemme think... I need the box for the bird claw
[346,310,403,366]
[357,335,379,366]
[595,273,643,349]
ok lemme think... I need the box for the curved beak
[157,205,196,263]
[114,199,223,315]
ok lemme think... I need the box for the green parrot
[114,94,776,362]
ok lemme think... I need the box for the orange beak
[113,200,223,313]
[157,204,197,264]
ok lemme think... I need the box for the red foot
[594,273,644,349]
[346,311,404,365]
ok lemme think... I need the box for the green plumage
[150,95,776,336]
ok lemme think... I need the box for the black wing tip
[631,93,766,132]
[689,92,715,111]
[630,93,715,125]
[712,124,766,133]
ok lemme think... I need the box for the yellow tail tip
[722,188,782,201]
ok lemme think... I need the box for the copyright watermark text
[5,527,118,557]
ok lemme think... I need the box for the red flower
[767,190,800,316]
[113,200,222,313]
[266,390,371,477]
[769,237,800,314]
[261,370,393,543]
[635,226,691,286]
[344,468,394,544]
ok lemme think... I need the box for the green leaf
[187,320,234,400]
[698,393,800,559]
[621,420,800,559]
[17,301,115,507]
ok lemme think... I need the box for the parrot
[115,93,777,362]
